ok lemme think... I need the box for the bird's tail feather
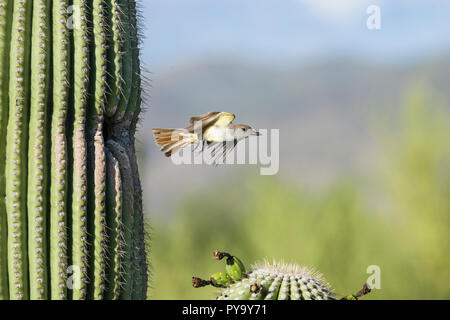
[152,128,195,157]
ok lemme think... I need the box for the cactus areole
[0,0,147,299]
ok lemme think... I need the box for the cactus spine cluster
[0,0,147,300]
[193,251,371,300]
[217,261,335,300]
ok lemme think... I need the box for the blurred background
[137,0,450,299]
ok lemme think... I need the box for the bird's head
[233,124,260,140]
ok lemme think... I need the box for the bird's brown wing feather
[189,112,221,124]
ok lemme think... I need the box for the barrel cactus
[193,251,371,300]
[0,0,147,300]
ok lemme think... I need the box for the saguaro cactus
[193,251,371,300]
[0,0,147,300]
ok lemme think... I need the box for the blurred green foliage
[148,89,450,299]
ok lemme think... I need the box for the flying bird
[153,112,260,165]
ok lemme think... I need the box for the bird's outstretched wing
[189,112,235,130]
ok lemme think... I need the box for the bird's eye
[243,128,247,131]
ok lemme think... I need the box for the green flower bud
[225,256,246,281]
[210,272,232,288]
[213,250,246,281]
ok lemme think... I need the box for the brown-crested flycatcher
[153,112,260,164]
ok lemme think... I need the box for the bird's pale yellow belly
[203,126,234,142]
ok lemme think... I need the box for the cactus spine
[0,0,147,300]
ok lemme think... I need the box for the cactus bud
[225,256,246,281]
[341,282,371,300]
[213,250,246,281]
[192,277,210,288]
[210,272,232,288]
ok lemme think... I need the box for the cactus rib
[28,0,50,300]
[5,0,33,300]
[50,0,70,300]
[71,0,90,300]
[126,2,147,300]
[86,0,109,300]
[104,0,122,118]
[111,126,146,299]
[112,0,132,123]
[124,0,141,126]
[0,0,13,300]
[106,139,135,299]
[105,148,124,300]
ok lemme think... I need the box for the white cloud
[297,0,373,23]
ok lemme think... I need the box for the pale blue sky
[140,0,450,70]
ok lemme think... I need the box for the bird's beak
[252,129,261,136]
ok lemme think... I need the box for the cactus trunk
[0,0,147,300]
